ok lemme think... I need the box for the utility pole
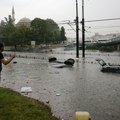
[82,0,85,57]
[76,0,79,58]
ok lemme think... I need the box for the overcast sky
[0,0,120,38]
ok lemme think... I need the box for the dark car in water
[96,58,120,73]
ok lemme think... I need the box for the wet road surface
[0,49,120,120]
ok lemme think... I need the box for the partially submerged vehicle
[96,59,120,73]
[48,57,75,68]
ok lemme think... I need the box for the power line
[57,17,120,25]
[90,25,120,29]
[85,18,120,22]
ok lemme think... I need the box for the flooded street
[1,48,120,120]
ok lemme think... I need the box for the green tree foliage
[46,19,59,31]
[60,26,66,43]
[10,26,32,49]
[45,19,60,44]
[4,15,13,25]
[86,44,98,50]
[0,15,33,49]
[0,15,15,45]
[0,16,66,48]
[99,46,116,52]
[31,18,62,44]
[31,18,47,44]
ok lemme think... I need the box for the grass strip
[0,87,60,120]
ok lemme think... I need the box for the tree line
[0,15,67,49]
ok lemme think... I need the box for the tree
[0,15,15,45]
[4,15,13,25]
[46,19,61,44]
[46,19,59,31]
[31,18,63,44]
[9,26,31,49]
[0,15,32,49]
[31,18,47,44]
[60,26,66,43]
[0,15,66,49]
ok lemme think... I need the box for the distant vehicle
[97,39,110,43]
[64,43,76,51]
[96,59,120,73]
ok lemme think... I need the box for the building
[16,17,31,27]
[11,6,31,27]
[12,6,15,25]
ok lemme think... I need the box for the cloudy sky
[0,0,120,38]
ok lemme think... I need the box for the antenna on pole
[76,0,79,58]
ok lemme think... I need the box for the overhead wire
[56,18,120,34]
[56,17,120,40]
[85,18,120,23]
[56,17,120,25]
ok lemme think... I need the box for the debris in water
[21,87,32,93]
[56,93,61,96]
[46,100,49,104]
[13,61,17,64]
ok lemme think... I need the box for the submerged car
[96,59,120,73]
[48,57,75,68]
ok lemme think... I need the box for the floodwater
[0,48,120,120]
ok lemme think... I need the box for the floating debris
[21,87,32,93]
[46,100,50,104]
[13,61,17,64]
[56,93,61,96]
